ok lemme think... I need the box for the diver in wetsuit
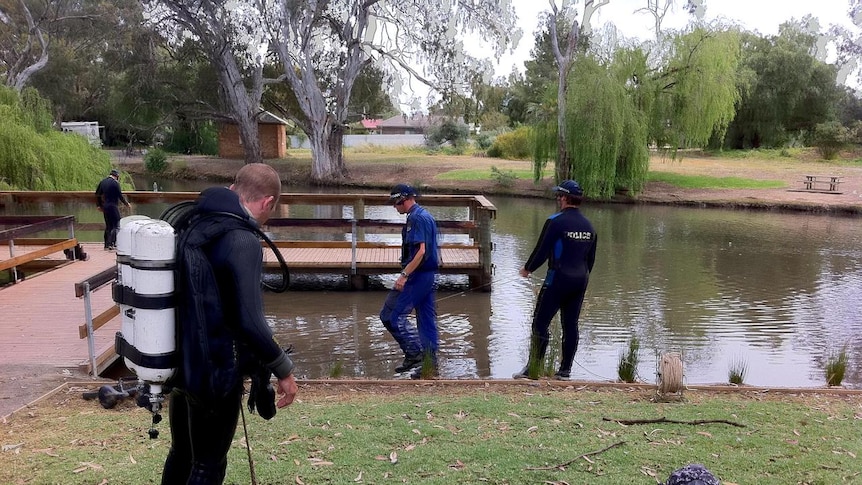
[514,180,597,380]
[161,164,298,485]
[94,168,130,250]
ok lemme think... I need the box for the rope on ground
[657,351,684,399]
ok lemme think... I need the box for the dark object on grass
[666,463,719,485]
[82,378,140,409]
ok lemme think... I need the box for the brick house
[218,111,289,159]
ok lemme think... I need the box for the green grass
[648,171,786,189]
[434,168,534,181]
[3,383,861,484]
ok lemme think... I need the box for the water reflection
[7,181,861,388]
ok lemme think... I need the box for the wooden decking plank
[0,243,118,368]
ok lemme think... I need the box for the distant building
[360,118,382,132]
[218,111,289,159]
[378,113,436,135]
[377,114,467,135]
[61,121,103,147]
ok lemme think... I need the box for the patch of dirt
[0,365,97,419]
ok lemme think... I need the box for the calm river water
[9,177,862,388]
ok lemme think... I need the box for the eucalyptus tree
[541,0,608,181]
[0,0,104,91]
[143,0,270,164]
[269,0,520,182]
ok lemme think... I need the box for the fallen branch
[602,417,745,428]
[525,440,625,471]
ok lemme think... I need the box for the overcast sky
[398,0,859,112]
[492,0,857,77]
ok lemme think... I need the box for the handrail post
[8,240,17,283]
[476,207,494,291]
[82,281,98,377]
[350,219,357,274]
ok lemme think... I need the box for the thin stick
[602,416,745,428]
[240,403,258,485]
[525,440,625,470]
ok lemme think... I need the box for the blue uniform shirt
[401,204,440,272]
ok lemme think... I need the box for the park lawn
[1,383,860,484]
[647,171,787,189]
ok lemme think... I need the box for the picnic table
[799,175,843,193]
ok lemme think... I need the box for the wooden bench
[793,175,843,194]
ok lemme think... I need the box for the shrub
[144,148,169,173]
[425,119,470,148]
[825,347,848,386]
[490,166,517,188]
[617,337,640,383]
[488,126,532,159]
[728,355,747,385]
[474,133,493,150]
[812,121,850,160]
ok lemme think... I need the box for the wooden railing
[1,191,497,290]
[0,215,86,283]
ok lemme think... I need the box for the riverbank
[3,380,861,484]
[115,148,862,215]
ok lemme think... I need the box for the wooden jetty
[1,191,497,376]
[1,191,496,290]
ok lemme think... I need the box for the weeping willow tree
[0,86,112,190]
[533,56,649,199]
[531,27,741,199]
[649,28,742,151]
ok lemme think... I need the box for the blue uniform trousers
[380,271,438,361]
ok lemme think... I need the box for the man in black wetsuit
[514,180,597,380]
[161,163,298,485]
[94,168,131,250]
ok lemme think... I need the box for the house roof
[258,111,290,125]
[379,113,434,128]
[360,119,382,129]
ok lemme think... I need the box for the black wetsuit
[94,176,128,249]
[161,187,294,485]
[523,206,597,375]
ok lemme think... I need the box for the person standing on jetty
[95,168,131,250]
[514,180,597,380]
[379,184,441,379]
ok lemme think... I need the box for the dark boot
[395,354,422,373]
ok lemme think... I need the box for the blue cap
[553,180,582,196]
[110,169,119,177]
[389,183,418,201]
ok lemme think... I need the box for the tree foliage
[270,0,520,182]
[530,24,738,198]
[533,55,648,198]
[0,0,107,91]
[723,25,841,149]
[0,85,111,190]
[651,28,741,150]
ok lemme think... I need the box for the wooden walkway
[0,243,118,369]
[0,241,481,375]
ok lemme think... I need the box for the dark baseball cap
[110,169,120,177]
[553,180,583,196]
[389,183,418,201]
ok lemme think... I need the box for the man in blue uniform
[514,180,597,380]
[379,184,441,379]
[94,168,131,250]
